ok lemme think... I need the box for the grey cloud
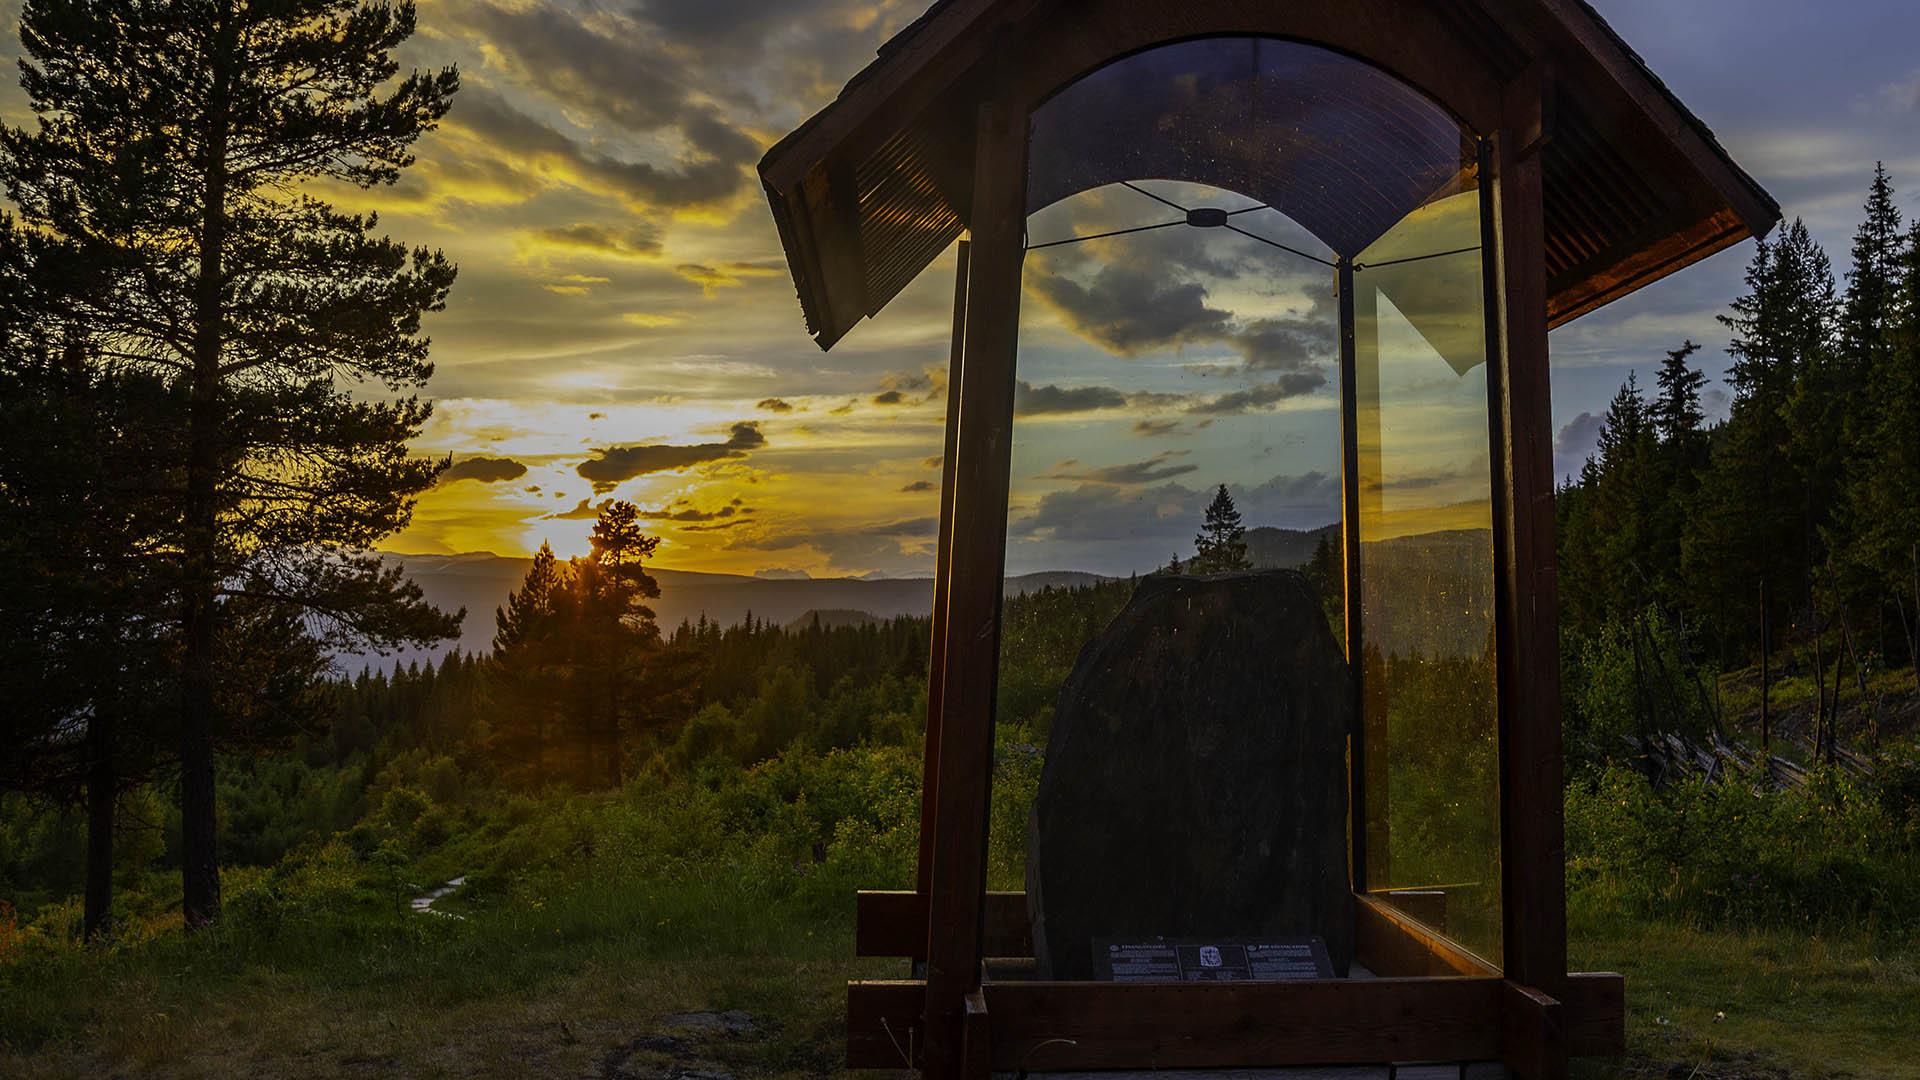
[449,86,749,213]
[901,480,935,492]
[1233,314,1333,373]
[438,455,529,484]
[576,421,765,491]
[1187,373,1327,414]
[756,397,795,412]
[1049,452,1197,486]
[1028,263,1233,354]
[1555,411,1605,483]
[1015,380,1128,416]
[1132,418,1182,437]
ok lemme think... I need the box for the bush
[1566,764,1920,933]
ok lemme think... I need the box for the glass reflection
[1353,189,1503,965]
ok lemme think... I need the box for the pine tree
[489,544,563,787]
[1190,485,1251,573]
[1686,220,1837,661]
[0,0,463,925]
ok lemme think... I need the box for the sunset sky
[3,0,1915,577]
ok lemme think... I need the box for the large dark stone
[1026,569,1354,979]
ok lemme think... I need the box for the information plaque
[1092,936,1334,982]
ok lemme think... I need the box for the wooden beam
[1485,107,1570,1000]
[848,980,925,1070]
[1354,893,1497,979]
[920,99,1028,1080]
[917,241,973,902]
[1563,971,1626,1057]
[961,990,991,1079]
[849,972,1625,1069]
[1501,980,1568,1079]
[1546,206,1751,328]
[981,978,1504,1070]
[855,890,1030,959]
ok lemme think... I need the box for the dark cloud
[452,6,758,209]
[1028,262,1232,354]
[1014,380,1128,416]
[1232,315,1332,372]
[576,422,765,492]
[901,480,935,493]
[438,455,529,484]
[1188,373,1328,414]
[756,397,795,413]
[1049,452,1197,486]
[447,86,749,214]
[1132,418,1182,437]
[871,389,907,405]
[548,497,611,520]
[1555,411,1605,483]
[533,222,661,258]
[637,499,754,523]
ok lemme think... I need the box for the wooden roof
[759,0,1779,352]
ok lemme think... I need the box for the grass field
[5,870,1916,1078]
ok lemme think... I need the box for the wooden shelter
[758,2,1778,1078]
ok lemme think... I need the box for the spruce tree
[0,0,462,925]
[1191,485,1251,573]
[1687,221,1837,660]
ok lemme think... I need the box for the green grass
[6,743,1918,1077]
[1572,903,1920,1079]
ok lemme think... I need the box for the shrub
[1566,764,1920,932]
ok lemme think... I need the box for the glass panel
[1353,187,1503,965]
[995,180,1348,981]
[983,35,1498,983]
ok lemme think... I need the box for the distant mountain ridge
[345,553,1111,672]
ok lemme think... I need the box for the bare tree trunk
[181,6,235,929]
[1759,577,1771,756]
[1911,543,1920,691]
[83,713,116,942]
[1827,561,1875,746]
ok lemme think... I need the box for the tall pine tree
[0,0,463,925]
[1190,485,1251,573]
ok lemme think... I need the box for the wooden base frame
[847,890,1623,1075]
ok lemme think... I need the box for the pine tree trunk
[181,3,235,929]
[83,713,116,943]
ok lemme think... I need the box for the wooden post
[1336,258,1371,892]
[921,101,1027,1080]
[917,240,972,903]
[1484,75,1570,1033]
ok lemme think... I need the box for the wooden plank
[1562,971,1626,1057]
[856,890,1030,959]
[920,99,1029,1080]
[1354,893,1496,979]
[918,240,972,901]
[848,980,926,1069]
[1484,112,1569,997]
[1501,980,1568,1080]
[982,978,1505,1070]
